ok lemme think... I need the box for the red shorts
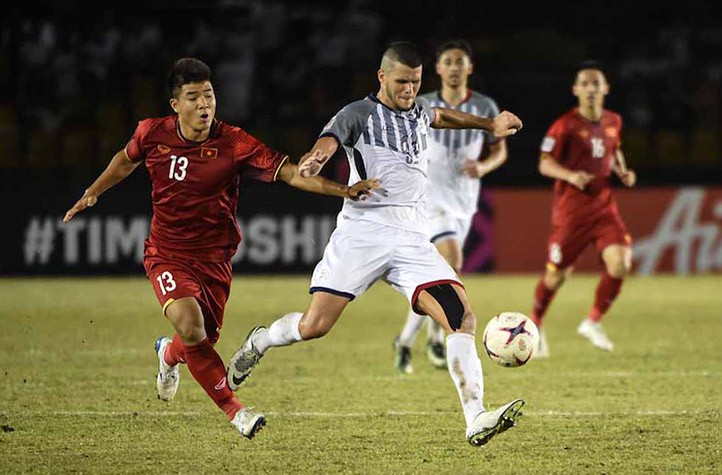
[143,243,233,344]
[546,209,632,270]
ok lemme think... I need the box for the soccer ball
[482,312,540,367]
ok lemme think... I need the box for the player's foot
[393,336,413,374]
[227,326,266,391]
[230,407,266,440]
[425,339,447,368]
[155,336,179,402]
[466,399,525,447]
[534,329,550,359]
[577,319,614,351]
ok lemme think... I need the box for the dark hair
[383,41,423,68]
[574,59,605,76]
[167,57,212,97]
[435,39,472,61]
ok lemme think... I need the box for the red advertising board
[490,186,722,274]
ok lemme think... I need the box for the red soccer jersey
[539,108,622,226]
[125,116,287,261]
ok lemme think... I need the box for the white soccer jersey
[420,90,500,218]
[320,94,435,235]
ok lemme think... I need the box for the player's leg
[530,224,589,358]
[426,238,463,366]
[395,212,466,372]
[165,297,264,438]
[254,291,351,353]
[395,237,462,372]
[165,297,240,417]
[414,284,524,446]
[578,222,633,351]
[227,291,350,389]
[388,239,523,446]
[145,254,263,438]
[531,264,573,358]
[228,220,384,389]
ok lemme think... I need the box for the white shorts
[310,218,462,309]
[426,208,473,245]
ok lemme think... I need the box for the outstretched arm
[297,136,339,178]
[63,149,141,222]
[432,108,522,138]
[277,161,380,201]
[538,152,594,191]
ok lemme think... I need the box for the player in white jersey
[394,39,509,374]
[226,41,525,447]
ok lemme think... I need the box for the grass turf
[0,275,720,474]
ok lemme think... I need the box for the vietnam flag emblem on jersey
[201,147,218,159]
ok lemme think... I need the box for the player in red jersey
[63,57,378,440]
[530,61,637,357]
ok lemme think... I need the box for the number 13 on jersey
[169,155,188,181]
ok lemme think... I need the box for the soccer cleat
[534,329,550,359]
[393,336,413,374]
[425,339,447,368]
[227,326,266,391]
[577,319,614,351]
[155,336,180,402]
[466,399,525,447]
[230,407,266,440]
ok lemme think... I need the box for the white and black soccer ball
[482,312,540,367]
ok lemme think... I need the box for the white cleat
[577,319,614,351]
[534,329,550,359]
[230,407,266,440]
[155,336,179,401]
[466,399,525,447]
[227,326,266,391]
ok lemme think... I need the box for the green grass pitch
[1,275,720,474]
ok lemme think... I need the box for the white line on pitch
[2,409,717,418]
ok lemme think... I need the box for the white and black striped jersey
[320,93,435,234]
[420,90,500,217]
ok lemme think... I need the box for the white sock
[399,308,425,347]
[254,312,303,354]
[446,332,485,427]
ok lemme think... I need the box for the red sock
[163,334,186,366]
[183,339,244,419]
[531,278,557,328]
[589,272,623,322]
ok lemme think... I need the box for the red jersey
[125,116,287,261]
[540,108,622,226]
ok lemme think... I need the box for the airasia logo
[633,188,722,275]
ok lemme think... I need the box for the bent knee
[299,316,332,340]
[458,310,477,333]
[543,268,567,290]
[175,321,206,344]
[606,260,628,278]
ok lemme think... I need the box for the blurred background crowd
[2,0,721,185]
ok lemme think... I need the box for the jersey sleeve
[124,119,155,163]
[539,117,568,161]
[319,101,371,147]
[234,129,288,182]
[416,96,437,125]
